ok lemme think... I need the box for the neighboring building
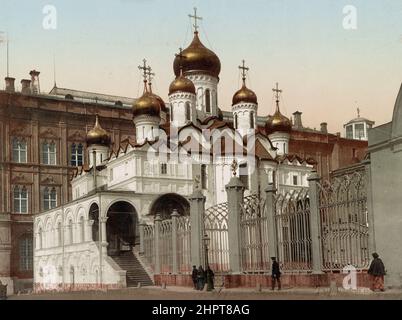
[344,109,375,141]
[368,83,402,288]
[0,76,135,293]
[31,22,370,290]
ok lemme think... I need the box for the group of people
[189,253,386,292]
[192,265,215,291]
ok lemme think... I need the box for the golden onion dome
[132,82,162,118]
[265,107,292,134]
[232,82,257,105]
[173,32,221,78]
[169,74,196,95]
[86,115,111,146]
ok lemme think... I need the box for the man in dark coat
[368,252,386,292]
[206,266,215,291]
[191,265,198,290]
[197,266,206,290]
[271,257,281,290]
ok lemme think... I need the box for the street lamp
[202,233,210,270]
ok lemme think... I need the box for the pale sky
[1,0,402,133]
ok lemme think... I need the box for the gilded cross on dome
[238,59,249,82]
[175,47,186,74]
[273,82,283,109]
[138,59,151,82]
[188,7,203,33]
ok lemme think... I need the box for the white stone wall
[232,102,258,135]
[186,74,218,119]
[169,92,197,127]
[269,132,290,155]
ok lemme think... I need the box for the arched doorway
[149,193,190,220]
[106,201,138,256]
[89,203,99,241]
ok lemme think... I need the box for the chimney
[29,70,40,94]
[5,77,15,92]
[21,79,32,94]
[293,111,303,129]
[320,122,328,134]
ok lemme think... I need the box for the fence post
[307,171,324,274]
[139,220,145,255]
[171,209,179,274]
[225,175,245,274]
[189,189,206,268]
[154,214,162,274]
[363,159,376,254]
[265,184,278,262]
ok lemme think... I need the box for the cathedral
[0,10,369,293]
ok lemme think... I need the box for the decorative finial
[175,47,186,76]
[272,82,282,110]
[188,7,203,33]
[194,174,201,189]
[138,58,151,92]
[146,67,155,92]
[238,59,249,84]
[231,159,238,177]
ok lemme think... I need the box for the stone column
[265,184,278,262]
[171,209,179,274]
[363,159,376,254]
[225,176,245,274]
[139,220,145,255]
[154,214,162,274]
[100,216,108,256]
[307,171,324,274]
[87,220,94,242]
[188,189,206,268]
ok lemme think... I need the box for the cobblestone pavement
[7,286,402,300]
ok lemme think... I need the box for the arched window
[57,221,62,246]
[42,141,56,165]
[205,89,211,113]
[170,105,174,121]
[43,187,57,210]
[71,143,83,166]
[185,102,191,121]
[14,186,28,213]
[19,235,33,271]
[68,219,73,244]
[12,138,27,163]
[234,114,238,129]
[250,112,254,129]
[80,216,85,242]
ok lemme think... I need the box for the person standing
[206,266,215,291]
[368,252,386,292]
[197,265,206,290]
[271,257,281,290]
[191,265,198,290]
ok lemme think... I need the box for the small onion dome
[173,32,221,78]
[232,83,257,105]
[265,108,292,134]
[148,82,167,112]
[169,74,196,95]
[86,115,111,146]
[132,86,162,118]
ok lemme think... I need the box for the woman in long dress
[368,252,386,292]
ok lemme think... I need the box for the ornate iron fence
[240,194,271,272]
[159,219,173,274]
[143,224,155,270]
[318,172,369,271]
[274,189,312,272]
[176,215,191,274]
[204,202,230,272]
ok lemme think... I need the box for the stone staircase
[112,251,154,287]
